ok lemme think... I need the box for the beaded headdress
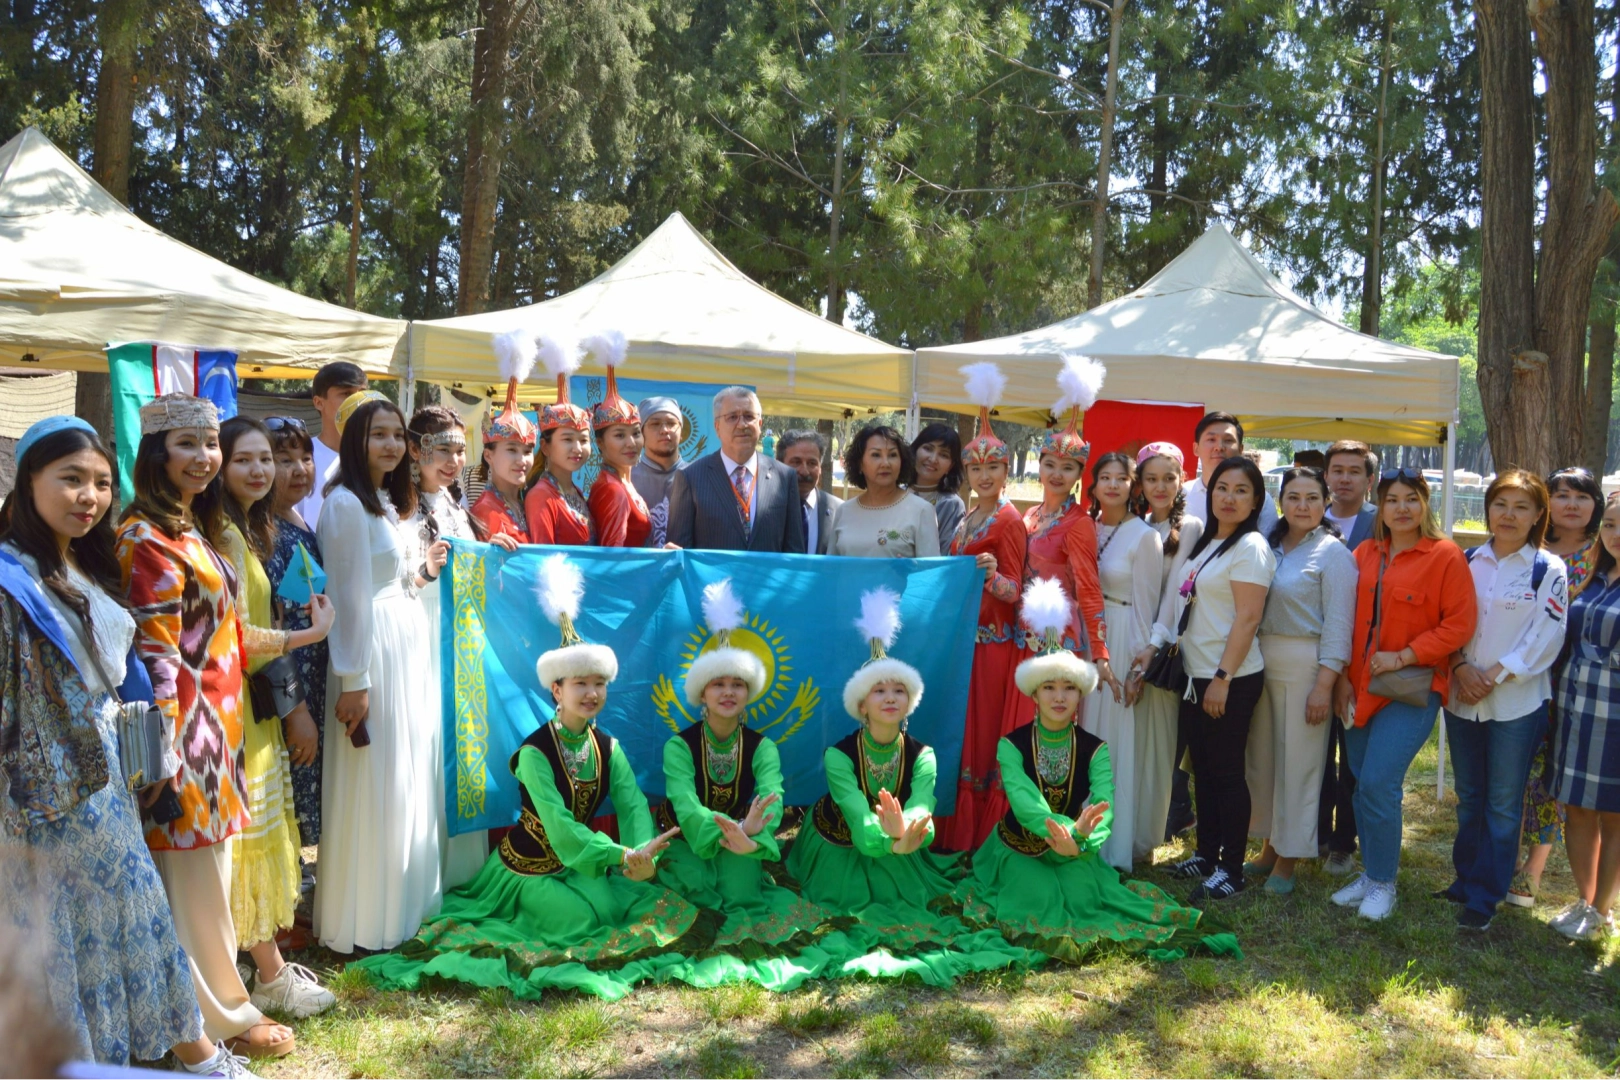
[959,362,1009,467]
[534,553,618,689]
[484,330,538,448]
[538,333,591,434]
[583,331,640,430]
[683,578,767,707]
[1037,354,1106,465]
[139,393,220,436]
[841,587,924,722]
[415,428,466,454]
[1014,577,1098,697]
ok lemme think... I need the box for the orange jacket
[1346,536,1477,726]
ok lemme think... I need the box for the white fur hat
[682,579,768,706]
[841,587,925,721]
[1013,576,1098,697]
[533,554,619,689]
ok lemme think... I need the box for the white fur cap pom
[842,657,925,721]
[580,330,628,369]
[701,578,746,635]
[537,553,584,628]
[1014,651,1098,698]
[683,646,767,707]
[960,361,1007,409]
[1019,576,1071,641]
[494,329,538,385]
[537,644,619,689]
[1053,354,1106,415]
[854,586,902,650]
[537,332,582,380]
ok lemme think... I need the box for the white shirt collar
[804,487,819,509]
[720,450,757,477]
[1474,540,1533,566]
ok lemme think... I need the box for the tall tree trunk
[346,127,362,308]
[457,0,519,316]
[91,0,144,204]
[1530,0,1620,469]
[1359,14,1392,337]
[825,16,849,327]
[1087,0,1126,309]
[1474,0,1543,471]
[1581,12,1620,476]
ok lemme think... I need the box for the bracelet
[419,561,439,583]
[1451,659,1467,673]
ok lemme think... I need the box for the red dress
[1023,497,1108,661]
[525,471,593,545]
[933,499,1031,851]
[588,468,652,548]
[470,488,530,544]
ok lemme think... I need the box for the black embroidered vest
[498,723,615,876]
[809,730,925,848]
[655,722,763,833]
[996,721,1103,858]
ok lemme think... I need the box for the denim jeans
[1443,705,1547,915]
[1345,692,1440,883]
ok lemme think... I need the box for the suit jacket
[667,450,808,553]
[809,490,844,555]
[1340,505,1377,550]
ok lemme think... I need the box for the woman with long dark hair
[315,393,444,954]
[1507,466,1605,908]
[910,422,966,553]
[1168,456,1275,901]
[585,336,653,548]
[1332,468,1475,922]
[117,394,294,1059]
[0,417,251,1075]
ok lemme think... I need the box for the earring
[410,459,421,485]
[900,715,909,734]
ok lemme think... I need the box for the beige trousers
[152,840,264,1042]
[1247,635,1334,859]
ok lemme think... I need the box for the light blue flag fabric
[442,541,981,835]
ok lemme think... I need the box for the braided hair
[1133,452,1187,556]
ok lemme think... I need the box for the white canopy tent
[0,127,407,378]
[405,212,913,419]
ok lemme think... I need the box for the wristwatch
[1212,667,1230,682]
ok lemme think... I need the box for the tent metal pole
[905,353,919,441]
[401,323,417,416]
[1436,419,1457,802]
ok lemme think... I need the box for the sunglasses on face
[265,416,308,433]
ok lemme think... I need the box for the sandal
[225,1021,296,1059]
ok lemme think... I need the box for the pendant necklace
[862,729,901,790]
[554,722,593,780]
[1035,723,1073,786]
[705,723,741,783]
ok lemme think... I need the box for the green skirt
[784,827,1041,984]
[352,850,707,1001]
[959,831,1242,963]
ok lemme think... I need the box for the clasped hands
[622,826,680,881]
[875,789,931,855]
[1043,801,1108,858]
[714,792,782,855]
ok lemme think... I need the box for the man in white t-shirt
[1183,411,1277,524]
[294,361,369,530]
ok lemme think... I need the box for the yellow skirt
[229,692,302,947]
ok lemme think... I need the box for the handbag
[1363,548,1435,708]
[248,653,306,724]
[84,641,173,793]
[1144,553,1207,694]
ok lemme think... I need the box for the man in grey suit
[666,387,808,553]
[1319,438,1380,875]
[777,429,843,555]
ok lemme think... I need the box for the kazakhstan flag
[442,540,982,835]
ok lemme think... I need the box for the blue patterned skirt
[6,702,202,1063]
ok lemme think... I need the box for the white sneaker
[1358,880,1397,921]
[1331,873,1373,907]
[1554,901,1613,941]
[181,1046,260,1079]
[1323,852,1357,876]
[1549,901,1588,933]
[250,961,336,1019]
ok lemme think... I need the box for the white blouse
[1150,514,1205,649]
[1448,541,1569,722]
[317,487,408,694]
[1096,516,1163,648]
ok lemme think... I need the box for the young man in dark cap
[295,361,369,528]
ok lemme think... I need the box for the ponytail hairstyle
[1132,450,1187,556]
[1086,451,1135,520]
[1184,455,1267,563]
[0,427,128,643]
[196,416,279,561]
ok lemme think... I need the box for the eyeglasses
[1380,467,1423,483]
[719,411,760,427]
[265,416,307,433]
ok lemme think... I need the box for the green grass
[250,730,1619,1078]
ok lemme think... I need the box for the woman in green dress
[355,555,703,1001]
[785,588,1039,984]
[655,579,837,990]
[959,578,1241,963]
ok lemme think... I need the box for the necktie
[802,500,811,551]
[731,464,754,541]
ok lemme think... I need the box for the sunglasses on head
[1380,467,1423,483]
[264,416,308,433]
[1551,466,1595,480]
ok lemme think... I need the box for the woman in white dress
[1082,452,1163,872]
[403,406,521,890]
[1129,442,1204,861]
[315,392,444,954]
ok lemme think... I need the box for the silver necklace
[554,723,593,780]
[863,736,901,789]
[1035,730,1073,786]
[704,727,741,783]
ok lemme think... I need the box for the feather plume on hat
[683,578,767,706]
[959,362,1010,467]
[584,330,640,430]
[842,586,924,721]
[538,333,591,433]
[1038,353,1107,466]
[484,329,539,446]
[1014,577,1098,697]
[534,554,618,688]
